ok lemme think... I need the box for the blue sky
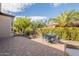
[2,3,79,19]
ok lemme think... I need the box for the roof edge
[0,12,15,17]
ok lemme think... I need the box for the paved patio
[0,36,66,56]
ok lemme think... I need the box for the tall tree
[48,10,79,27]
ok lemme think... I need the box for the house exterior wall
[0,15,14,38]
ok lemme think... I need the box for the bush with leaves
[38,27,79,41]
[13,17,32,35]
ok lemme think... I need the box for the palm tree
[31,19,47,29]
[48,10,79,41]
[13,17,31,35]
[48,10,79,27]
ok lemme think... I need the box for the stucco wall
[0,15,14,38]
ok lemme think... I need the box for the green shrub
[37,27,79,41]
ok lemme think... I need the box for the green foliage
[31,20,47,29]
[48,10,79,27]
[13,9,79,41]
[38,27,79,41]
[13,17,47,37]
[46,10,79,41]
[13,17,32,35]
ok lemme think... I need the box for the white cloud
[51,3,62,7]
[29,16,47,21]
[14,16,48,22]
[1,3,33,13]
